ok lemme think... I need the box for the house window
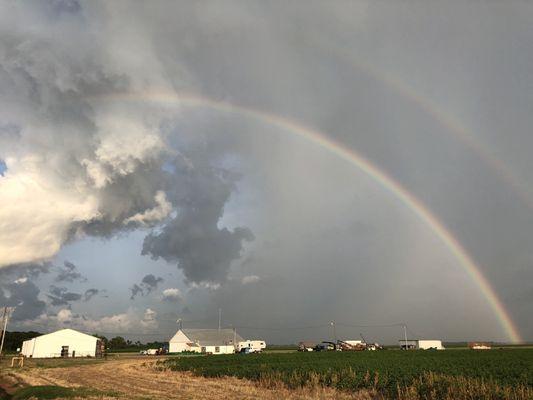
[215,346,220,353]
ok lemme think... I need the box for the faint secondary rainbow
[317,42,533,210]
[98,90,522,343]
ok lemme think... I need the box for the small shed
[469,342,492,350]
[21,328,100,358]
[169,329,243,354]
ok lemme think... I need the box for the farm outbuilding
[21,328,101,358]
[399,339,444,350]
[469,342,492,350]
[169,329,243,354]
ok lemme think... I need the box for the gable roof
[36,328,98,341]
[172,329,243,346]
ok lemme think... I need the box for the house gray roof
[182,329,243,346]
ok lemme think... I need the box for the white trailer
[237,340,266,353]
[399,339,444,350]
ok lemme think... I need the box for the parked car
[314,342,338,352]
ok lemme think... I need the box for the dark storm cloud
[129,274,164,300]
[47,285,82,306]
[129,284,143,300]
[0,278,46,321]
[0,2,253,285]
[0,262,52,321]
[0,262,52,280]
[2,1,533,342]
[142,159,254,284]
[84,288,99,301]
[55,261,86,283]
[141,274,163,292]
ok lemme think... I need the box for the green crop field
[163,349,533,399]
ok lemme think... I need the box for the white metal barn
[399,339,445,350]
[21,328,99,358]
[168,329,243,354]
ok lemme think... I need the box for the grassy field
[163,349,533,399]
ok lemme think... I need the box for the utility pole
[403,324,408,350]
[0,307,6,357]
[218,308,221,332]
[0,307,14,357]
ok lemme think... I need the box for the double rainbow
[99,90,522,343]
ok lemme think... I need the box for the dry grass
[0,358,376,399]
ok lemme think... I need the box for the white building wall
[21,338,35,356]
[169,342,201,353]
[417,340,444,350]
[169,330,202,353]
[21,329,97,358]
[201,345,234,354]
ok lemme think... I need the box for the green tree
[108,336,127,349]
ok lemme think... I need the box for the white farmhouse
[21,328,101,358]
[169,329,243,354]
[399,339,445,350]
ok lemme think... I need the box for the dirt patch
[1,358,374,399]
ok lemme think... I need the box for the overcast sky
[0,1,532,344]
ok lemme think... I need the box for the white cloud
[140,308,158,330]
[0,3,174,269]
[125,191,172,226]
[20,308,159,334]
[188,282,221,292]
[0,161,100,267]
[57,309,73,323]
[161,288,183,302]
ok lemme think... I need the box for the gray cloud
[142,159,254,284]
[55,261,86,283]
[1,2,533,342]
[84,288,99,301]
[0,263,51,321]
[0,278,46,321]
[141,274,164,292]
[129,284,144,300]
[0,2,252,286]
[129,274,164,300]
[47,285,82,307]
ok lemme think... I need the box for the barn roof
[30,328,98,342]
[179,329,243,346]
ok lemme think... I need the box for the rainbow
[98,90,522,343]
[317,42,533,210]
